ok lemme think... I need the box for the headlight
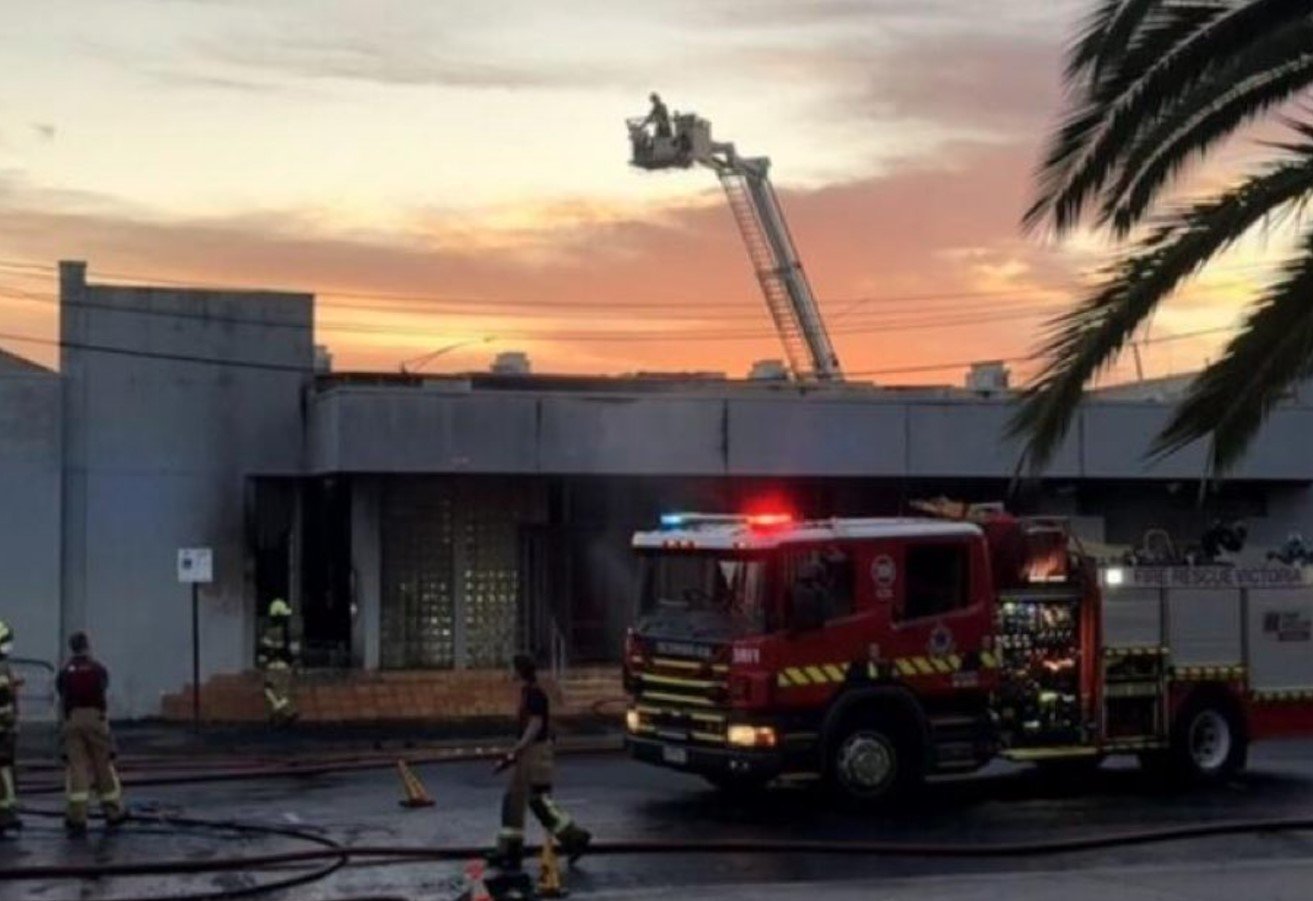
[1103,567,1125,587]
[625,708,641,733]
[726,724,776,748]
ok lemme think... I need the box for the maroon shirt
[519,682,551,744]
[57,654,109,716]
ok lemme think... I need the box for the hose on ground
[17,737,623,794]
[6,806,350,901]
[3,813,1313,882]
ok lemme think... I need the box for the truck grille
[630,654,730,745]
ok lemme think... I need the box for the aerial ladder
[626,105,844,382]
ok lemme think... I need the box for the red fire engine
[622,511,1313,802]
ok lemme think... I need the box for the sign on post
[178,548,214,584]
[178,547,213,730]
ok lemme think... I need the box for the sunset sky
[0,0,1288,383]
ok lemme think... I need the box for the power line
[0,325,1238,379]
[0,330,311,373]
[843,326,1237,377]
[0,289,1068,342]
[3,256,1279,319]
[0,259,1069,314]
[0,260,1076,316]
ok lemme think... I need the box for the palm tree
[1012,0,1313,476]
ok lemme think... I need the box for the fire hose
[3,810,1313,894]
[15,736,625,794]
[3,720,1309,899]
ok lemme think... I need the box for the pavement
[2,736,1313,899]
[620,857,1313,901]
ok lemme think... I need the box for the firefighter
[57,631,126,836]
[0,620,22,835]
[257,599,299,726]
[486,653,591,871]
[644,92,672,138]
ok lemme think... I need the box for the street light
[398,335,495,374]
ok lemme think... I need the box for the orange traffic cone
[464,858,493,901]
[537,835,568,898]
[396,760,435,808]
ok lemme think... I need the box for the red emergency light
[746,513,793,529]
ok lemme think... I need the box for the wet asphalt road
[3,738,1313,899]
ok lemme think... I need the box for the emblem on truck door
[928,623,955,656]
[872,555,896,601]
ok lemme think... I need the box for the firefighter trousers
[0,730,16,827]
[262,664,297,723]
[497,741,578,848]
[63,708,124,826]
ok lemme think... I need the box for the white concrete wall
[307,385,1313,482]
[0,360,62,687]
[60,261,312,717]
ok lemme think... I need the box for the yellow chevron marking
[787,668,810,686]
[913,657,935,676]
[896,659,917,677]
[948,654,962,670]
[824,664,846,682]
[980,651,998,669]
[776,672,792,688]
[1254,689,1313,702]
[866,663,878,679]
[805,666,828,684]
[931,657,952,674]
[1175,665,1244,681]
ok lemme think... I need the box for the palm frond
[1011,150,1313,472]
[1029,0,1310,234]
[1027,3,1231,231]
[1152,227,1313,472]
[1101,34,1313,234]
[1066,0,1161,84]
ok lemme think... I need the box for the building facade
[2,262,1312,717]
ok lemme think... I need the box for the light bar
[746,513,792,528]
[660,513,688,529]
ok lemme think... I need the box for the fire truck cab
[623,512,1313,803]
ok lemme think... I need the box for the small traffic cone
[396,760,435,808]
[463,858,493,901]
[537,835,568,898]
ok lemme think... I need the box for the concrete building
[3,261,1313,718]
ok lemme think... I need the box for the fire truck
[622,512,1313,803]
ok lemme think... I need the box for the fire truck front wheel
[826,717,923,805]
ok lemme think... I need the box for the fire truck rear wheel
[1171,696,1247,782]
[826,719,921,805]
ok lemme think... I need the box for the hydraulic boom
[627,107,843,382]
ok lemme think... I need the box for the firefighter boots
[556,823,592,863]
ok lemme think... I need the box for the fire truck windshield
[638,553,769,639]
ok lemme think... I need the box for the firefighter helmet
[268,599,292,619]
[0,619,12,657]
